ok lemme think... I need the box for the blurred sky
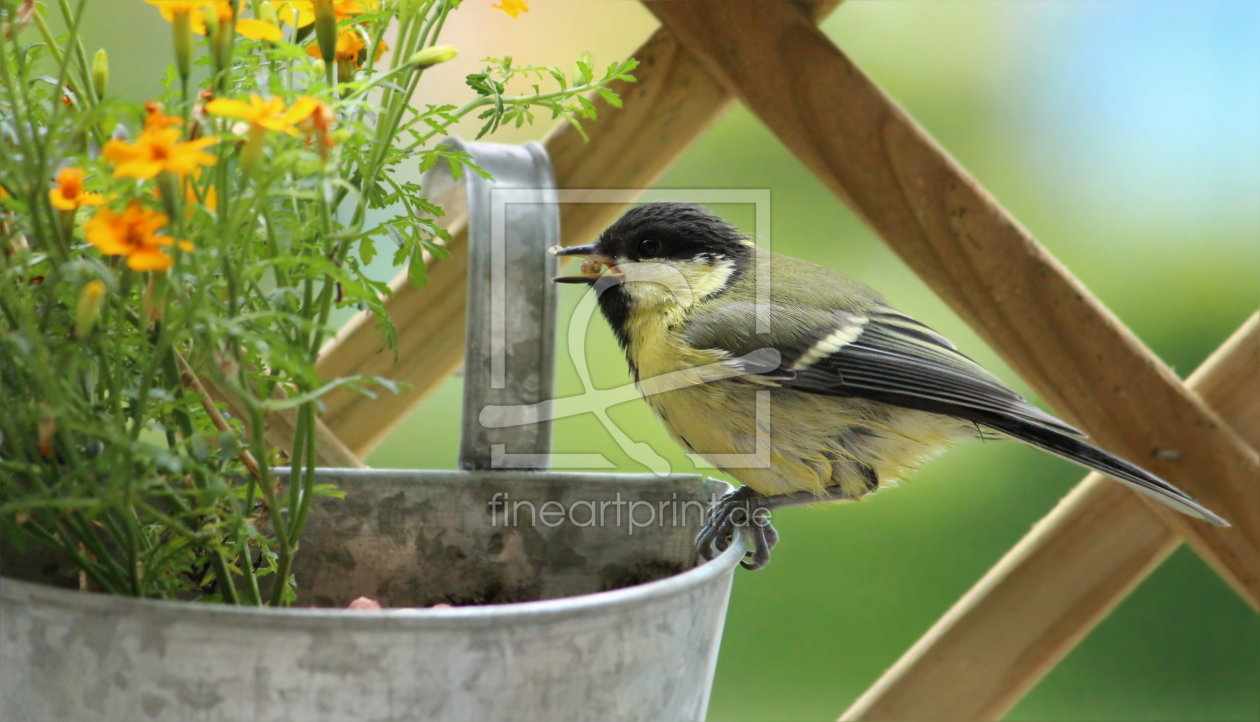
[83,2,1258,721]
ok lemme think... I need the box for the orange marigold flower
[305,27,386,66]
[304,100,336,160]
[85,201,192,272]
[49,167,107,211]
[205,94,319,136]
[491,0,528,19]
[102,127,219,179]
[144,101,183,130]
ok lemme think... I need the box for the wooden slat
[645,0,1259,608]
[199,376,366,468]
[313,216,470,455]
[314,2,842,455]
[841,314,1259,721]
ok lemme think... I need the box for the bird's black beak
[549,243,620,284]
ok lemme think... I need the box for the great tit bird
[551,202,1228,570]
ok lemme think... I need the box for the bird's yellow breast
[625,305,721,381]
[623,306,787,489]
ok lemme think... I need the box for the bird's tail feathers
[983,415,1229,527]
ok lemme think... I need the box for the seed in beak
[551,253,623,285]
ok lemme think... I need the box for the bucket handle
[421,138,559,471]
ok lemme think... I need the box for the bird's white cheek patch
[618,261,690,307]
[682,259,738,302]
[619,258,737,310]
[791,317,870,370]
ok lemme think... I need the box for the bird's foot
[696,486,780,571]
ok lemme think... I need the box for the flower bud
[408,45,457,67]
[37,415,56,459]
[173,10,193,82]
[337,56,356,85]
[259,1,279,27]
[91,49,109,98]
[201,3,221,36]
[208,4,234,78]
[313,0,337,78]
[74,279,106,337]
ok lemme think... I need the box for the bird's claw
[696,486,780,570]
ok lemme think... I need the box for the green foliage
[0,0,630,604]
[464,55,638,139]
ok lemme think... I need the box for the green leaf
[575,57,593,86]
[597,87,622,108]
[546,67,567,90]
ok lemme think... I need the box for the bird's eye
[638,238,661,257]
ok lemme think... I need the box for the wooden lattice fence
[276,3,1258,718]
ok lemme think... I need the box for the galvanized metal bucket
[0,140,743,722]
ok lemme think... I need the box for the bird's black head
[552,202,752,286]
[551,203,754,352]
[592,202,752,267]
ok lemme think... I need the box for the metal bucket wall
[1,471,741,721]
[0,140,743,722]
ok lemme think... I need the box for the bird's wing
[684,300,1082,436]
[684,300,1228,526]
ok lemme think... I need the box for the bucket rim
[0,541,743,629]
[1,471,747,630]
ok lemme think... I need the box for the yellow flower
[205,94,318,171]
[491,0,528,19]
[205,94,319,136]
[236,17,283,41]
[145,1,213,22]
[86,201,192,272]
[102,127,219,179]
[148,1,276,40]
[49,167,107,211]
[276,0,376,26]
[145,1,231,35]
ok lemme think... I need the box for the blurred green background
[85,1,1257,720]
